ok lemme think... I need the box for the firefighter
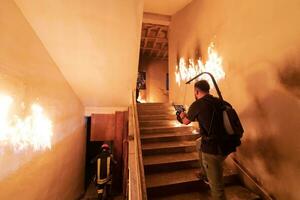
[91,143,116,200]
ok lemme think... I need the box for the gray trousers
[202,152,227,200]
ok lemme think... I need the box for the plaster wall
[14,0,144,110]
[0,1,85,199]
[169,0,300,199]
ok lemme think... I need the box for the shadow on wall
[278,61,300,99]
[237,66,300,199]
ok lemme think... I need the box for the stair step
[145,166,238,189]
[142,140,196,150]
[149,185,261,200]
[144,152,199,166]
[138,114,176,121]
[143,152,200,173]
[142,140,196,155]
[225,186,262,200]
[138,106,174,111]
[141,126,193,134]
[138,110,175,115]
[138,103,171,107]
[139,120,182,128]
[146,167,200,189]
[137,103,172,109]
[141,131,199,143]
[141,131,197,139]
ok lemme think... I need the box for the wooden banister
[128,90,147,200]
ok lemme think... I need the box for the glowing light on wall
[175,42,225,87]
[137,95,146,103]
[0,94,53,153]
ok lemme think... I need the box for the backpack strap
[207,107,215,136]
[202,97,217,137]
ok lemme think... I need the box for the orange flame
[0,94,53,153]
[137,95,146,103]
[175,42,225,87]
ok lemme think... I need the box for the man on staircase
[178,80,229,200]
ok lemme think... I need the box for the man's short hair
[194,80,210,93]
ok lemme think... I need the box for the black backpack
[221,103,244,138]
[206,98,243,155]
[219,101,243,155]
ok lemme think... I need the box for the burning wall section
[0,1,85,199]
[169,0,300,199]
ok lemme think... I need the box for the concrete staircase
[137,103,261,200]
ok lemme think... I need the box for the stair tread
[139,111,176,116]
[139,113,174,116]
[138,106,174,110]
[139,120,183,128]
[138,110,175,113]
[142,140,196,150]
[138,116,175,121]
[146,167,199,188]
[143,152,199,166]
[141,131,197,139]
[140,119,179,123]
[226,186,261,200]
[138,103,171,106]
[139,112,176,117]
[150,185,261,200]
[146,166,237,188]
[140,125,192,131]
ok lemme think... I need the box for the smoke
[278,63,300,99]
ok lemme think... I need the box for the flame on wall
[175,42,225,87]
[137,95,146,103]
[0,94,53,153]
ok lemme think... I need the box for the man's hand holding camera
[176,110,183,123]
[176,110,190,125]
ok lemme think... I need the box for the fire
[175,42,225,87]
[137,95,146,103]
[0,94,53,153]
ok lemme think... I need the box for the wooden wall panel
[113,111,127,191]
[90,114,115,141]
[122,111,129,195]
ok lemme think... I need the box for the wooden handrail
[128,90,147,200]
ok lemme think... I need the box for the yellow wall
[169,0,300,199]
[0,1,85,199]
[15,0,144,111]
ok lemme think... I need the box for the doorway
[136,23,169,103]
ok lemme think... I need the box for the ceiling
[140,23,168,60]
[144,0,193,15]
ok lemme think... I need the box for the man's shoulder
[199,94,216,104]
[204,95,225,104]
[190,94,223,110]
[189,98,210,112]
[191,98,206,107]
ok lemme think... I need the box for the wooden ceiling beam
[140,23,169,60]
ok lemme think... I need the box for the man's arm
[179,112,191,125]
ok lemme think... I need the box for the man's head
[194,80,210,100]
